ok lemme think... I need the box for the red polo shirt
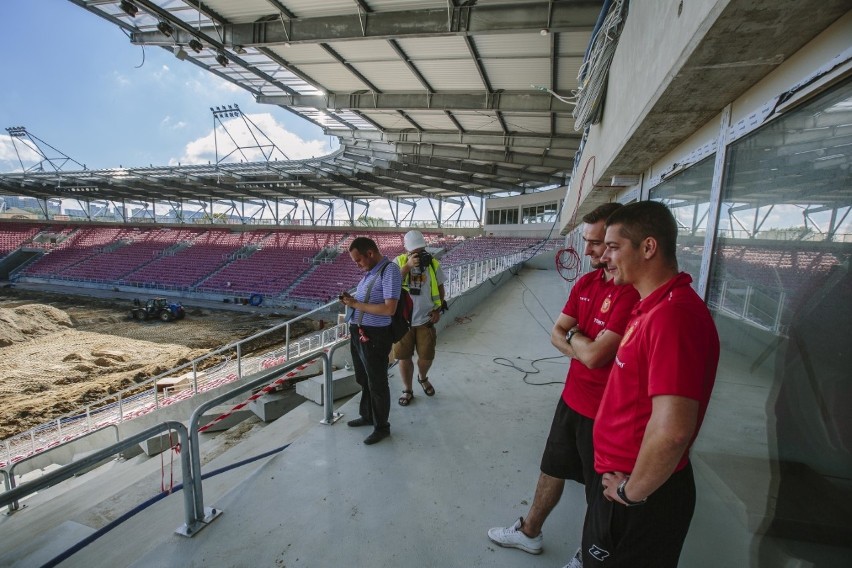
[593,272,720,474]
[562,268,640,418]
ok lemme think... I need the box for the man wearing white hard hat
[393,230,448,406]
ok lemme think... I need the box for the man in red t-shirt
[582,201,720,567]
[488,203,639,560]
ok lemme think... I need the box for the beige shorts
[393,324,437,360]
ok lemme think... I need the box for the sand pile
[0,304,73,347]
[0,328,206,438]
[0,289,315,440]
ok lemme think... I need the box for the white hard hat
[404,230,427,251]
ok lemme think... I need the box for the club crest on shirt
[589,544,610,561]
[600,296,612,313]
[621,322,636,346]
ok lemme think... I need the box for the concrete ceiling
[598,0,851,187]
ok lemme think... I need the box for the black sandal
[418,376,435,396]
[398,390,414,406]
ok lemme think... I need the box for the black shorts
[582,463,696,568]
[540,398,595,495]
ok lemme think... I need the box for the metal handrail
[185,346,343,530]
[0,469,9,512]
[0,422,196,535]
[1,243,550,466]
[6,424,119,512]
[321,341,350,424]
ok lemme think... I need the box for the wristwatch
[565,328,579,344]
[616,478,647,506]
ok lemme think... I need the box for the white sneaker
[487,517,543,555]
[562,547,583,568]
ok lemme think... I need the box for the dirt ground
[0,287,318,440]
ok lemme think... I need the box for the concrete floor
[1,267,847,567]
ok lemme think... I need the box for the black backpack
[381,261,413,343]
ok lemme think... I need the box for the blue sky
[0,0,336,173]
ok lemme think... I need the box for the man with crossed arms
[489,202,639,564]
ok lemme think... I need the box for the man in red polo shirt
[488,202,639,560]
[582,201,720,567]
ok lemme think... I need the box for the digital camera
[414,250,433,271]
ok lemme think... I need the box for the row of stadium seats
[1,223,561,303]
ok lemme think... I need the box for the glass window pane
[650,155,716,284]
[700,79,852,566]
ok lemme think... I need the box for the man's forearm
[622,396,699,501]
[565,330,621,369]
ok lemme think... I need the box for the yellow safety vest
[395,253,441,308]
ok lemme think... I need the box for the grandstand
[0,220,561,308]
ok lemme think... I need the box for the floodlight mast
[4,126,86,175]
[210,104,290,166]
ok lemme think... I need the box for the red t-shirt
[562,268,640,418]
[593,272,720,474]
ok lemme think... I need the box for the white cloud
[216,80,242,93]
[172,113,333,165]
[160,116,187,131]
[113,71,131,87]
[0,135,42,172]
[151,64,171,81]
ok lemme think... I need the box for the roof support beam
[372,167,481,197]
[330,129,579,150]
[385,161,520,192]
[257,92,574,114]
[131,3,601,47]
[341,140,571,169]
[394,154,565,185]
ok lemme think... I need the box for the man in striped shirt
[340,236,402,445]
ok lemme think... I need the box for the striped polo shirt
[351,258,401,327]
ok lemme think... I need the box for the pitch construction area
[0,287,317,439]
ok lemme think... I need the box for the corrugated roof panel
[478,0,547,5]
[452,112,503,131]
[267,44,336,65]
[365,0,446,13]
[558,32,592,56]
[473,34,550,58]
[483,58,552,91]
[556,58,584,91]
[401,112,457,130]
[555,116,581,134]
[202,0,273,24]
[297,63,370,92]
[333,111,378,130]
[415,60,486,91]
[278,0,359,18]
[361,111,415,130]
[395,37,470,61]
[502,114,553,134]
[333,40,399,62]
[351,61,424,91]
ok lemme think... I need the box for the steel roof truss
[256,92,573,114]
[131,3,601,47]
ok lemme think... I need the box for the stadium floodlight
[234,45,247,55]
[174,46,188,61]
[157,21,175,37]
[215,52,229,67]
[212,104,242,119]
[6,126,28,137]
[189,39,204,53]
[119,1,139,18]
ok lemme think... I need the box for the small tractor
[129,297,186,322]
